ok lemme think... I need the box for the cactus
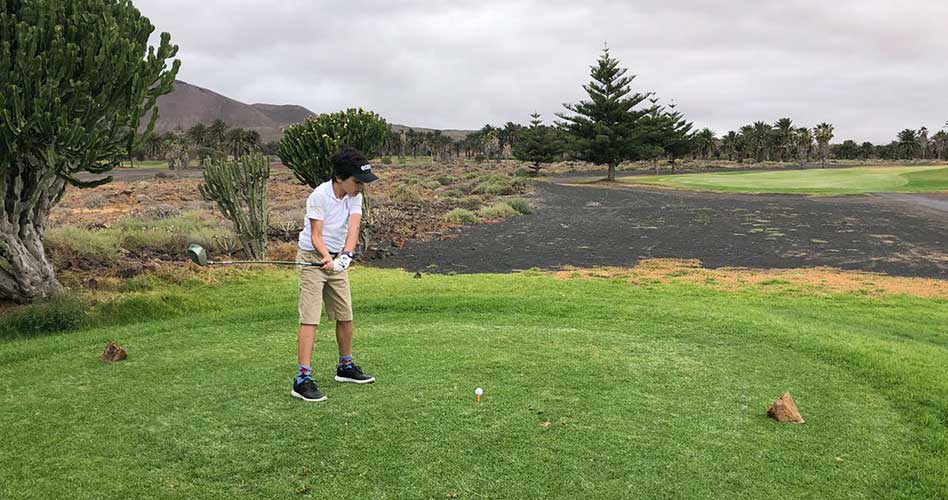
[0,0,179,303]
[199,154,270,259]
[278,108,389,188]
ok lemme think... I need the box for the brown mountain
[149,80,472,142]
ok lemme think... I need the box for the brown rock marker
[767,391,804,423]
[100,341,127,362]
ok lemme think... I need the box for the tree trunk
[608,163,617,181]
[0,168,67,303]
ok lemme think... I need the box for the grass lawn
[1,268,947,499]
[617,165,948,195]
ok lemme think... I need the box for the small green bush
[0,294,87,339]
[513,166,534,177]
[422,180,442,190]
[443,208,479,225]
[436,175,456,186]
[471,175,526,196]
[459,195,484,210]
[391,184,423,203]
[380,156,393,165]
[478,202,519,219]
[506,198,534,214]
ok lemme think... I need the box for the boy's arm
[342,214,362,255]
[309,219,334,269]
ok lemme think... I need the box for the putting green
[621,165,948,195]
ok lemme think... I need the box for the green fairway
[2,268,947,499]
[620,165,948,194]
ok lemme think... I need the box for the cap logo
[360,164,372,171]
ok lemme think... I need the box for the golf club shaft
[208,260,319,266]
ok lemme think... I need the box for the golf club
[187,243,321,267]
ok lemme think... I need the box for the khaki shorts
[297,249,353,325]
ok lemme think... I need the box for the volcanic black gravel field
[376,177,948,279]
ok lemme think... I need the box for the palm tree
[897,129,919,159]
[225,128,248,159]
[749,121,772,162]
[721,131,739,161]
[795,127,814,165]
[931,130,948,160]
[693,128,717,159]
[773,118,794,161]
[245,130,261,153]
[187,123,208,147]
[813,123,834,167]
[738,125,755,162]
[208,119,229,150]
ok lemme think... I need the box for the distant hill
[148,80,473,142]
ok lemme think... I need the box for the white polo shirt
[298,180,363,253]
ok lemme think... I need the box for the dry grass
[549,258,948,299]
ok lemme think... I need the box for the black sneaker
[291,378,327,402]
[335,364,375,384]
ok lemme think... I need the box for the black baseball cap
[332,147,379,183]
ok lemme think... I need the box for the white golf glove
[332,252,352,273]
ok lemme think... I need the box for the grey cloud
[137,0,948,143]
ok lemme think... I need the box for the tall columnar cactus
[0,0,180,303]
[198,153,270,260]
[278,108,389,188]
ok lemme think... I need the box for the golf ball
[475,387,483,396]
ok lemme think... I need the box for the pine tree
[557,47,653,181]
[511,113,562,175]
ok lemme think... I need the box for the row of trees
[830,127,948,160]
[132,119,279,167]
[688,120,835,166]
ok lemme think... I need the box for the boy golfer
[292,147,378,402]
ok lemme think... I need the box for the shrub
[436,175,456,186]
[513,166,534,177]
[478,202,519,219]
[140,204,181,220]
[422,180,442,190]
[471,175,525,196]
[459,195,484,210]
[380,156,393,164]
[443,208,479,225]
[391,184,423,203]
[506,198,534,214]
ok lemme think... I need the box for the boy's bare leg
[292,323,327,401]
[298,324,317,367]
[336,320,353,357]
[334,320,374,383]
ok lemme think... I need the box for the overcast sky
[136,0,947,143]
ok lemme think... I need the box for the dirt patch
[53,160,535,262]
[550,258,948,299]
